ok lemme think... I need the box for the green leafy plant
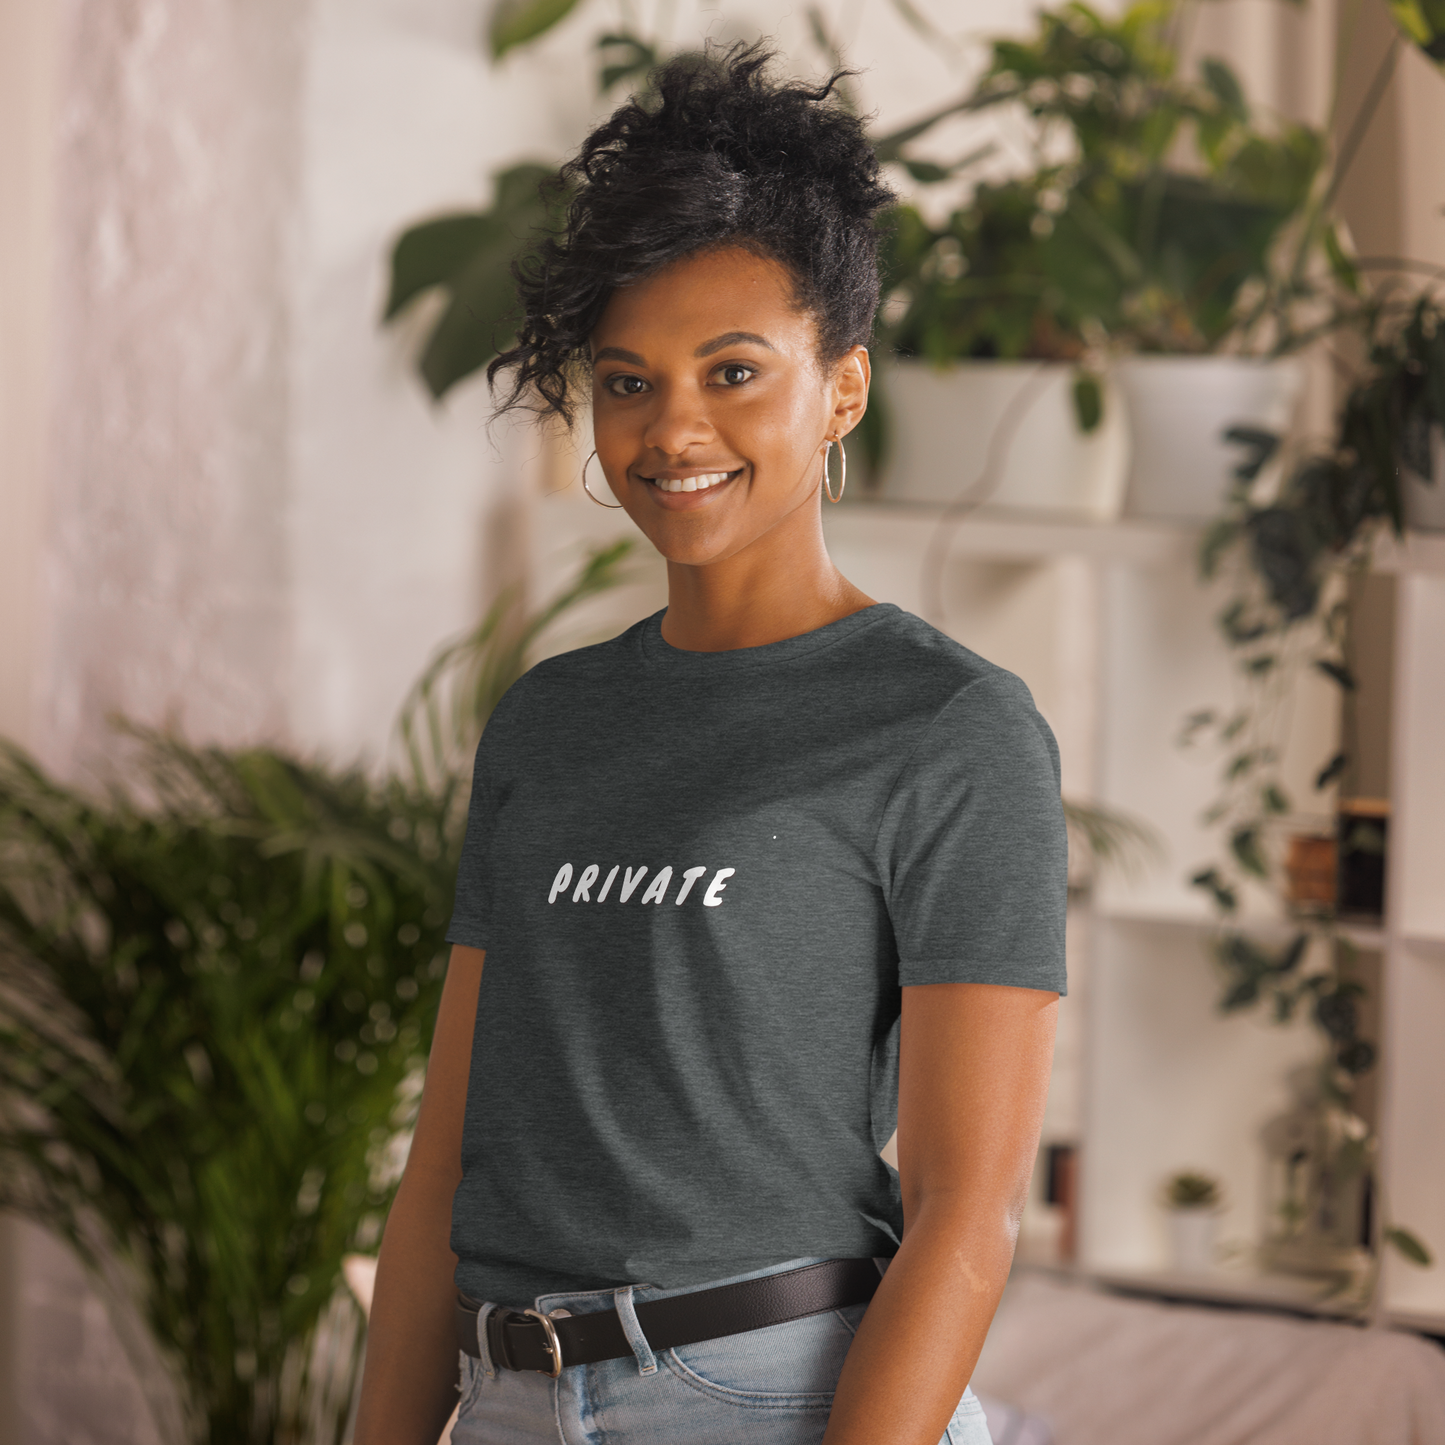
[0,545,632,1444]
[1389,0,1445,63]
[877,0,1326,390]
[0,739,455,1445]
[383,162,566,401]
[383,12,963,403]
[1187,291,1445,939]
[1163,1170,1222,1210]
[1181,293,1444,1278]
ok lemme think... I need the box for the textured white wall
[37,0,304,776]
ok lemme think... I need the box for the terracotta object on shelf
[1284,833,1337,910]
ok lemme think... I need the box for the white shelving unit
[825,498,1445,1334]
[527,476,1445,1334]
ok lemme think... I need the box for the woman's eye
[606,374,648,396]
[715,364,756,386]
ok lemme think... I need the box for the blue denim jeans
[451,1256,993,1444]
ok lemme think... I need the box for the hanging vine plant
[1182,288,1444,1272]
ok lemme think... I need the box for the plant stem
[1323,33,1403,221]
[1287,33,1403,295]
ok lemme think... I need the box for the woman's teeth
[649,471,732,493]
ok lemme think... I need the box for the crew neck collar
[638,603,900,672]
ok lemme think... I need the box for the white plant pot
[877,360,1130,520]
[1116,356,1304,523]
[1403,426,1445,532]
[1166,1208,1219,1274]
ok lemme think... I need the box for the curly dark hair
[488,43,895,425]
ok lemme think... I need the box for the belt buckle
[522,1308,564,1377]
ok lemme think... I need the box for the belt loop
[612,1286,657,1376]
[477,1302,500,1377]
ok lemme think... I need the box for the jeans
[451,1256,993,1445]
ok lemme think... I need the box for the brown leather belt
[456,1258,882,1375]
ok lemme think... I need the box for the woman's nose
[642,383,715,457]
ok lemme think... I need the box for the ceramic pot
[877,360,1130,520]
[1116,356,1303,523]
[1167,1208,1219,1274]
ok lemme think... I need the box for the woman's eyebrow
[593,346,647,365]
[695,331,775,357]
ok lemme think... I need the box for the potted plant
[872,0,1326,521]
[1161,1170,1223,1273]
[871,174,1133,518]
[0,545,632,1445]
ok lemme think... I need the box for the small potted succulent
[1161,1170,1224,1273]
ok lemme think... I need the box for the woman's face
[589,246,869,568]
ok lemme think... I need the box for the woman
[355,46,1065,1445]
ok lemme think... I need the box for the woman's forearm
[352,1160,463,1445]
[821,1197,1017,1445]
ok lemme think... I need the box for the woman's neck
[658,501,875,652]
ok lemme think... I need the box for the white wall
[0,0,62,756]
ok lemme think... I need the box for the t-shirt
[445,602,1067,1307]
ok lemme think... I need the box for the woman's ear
[829,345,871,439]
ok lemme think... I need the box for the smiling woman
[353,43,1066,1445]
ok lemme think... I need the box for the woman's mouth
[642,469,742,494]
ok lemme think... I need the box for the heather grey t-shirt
[446,603,1066,1307]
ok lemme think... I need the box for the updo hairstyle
[488,43,895,425]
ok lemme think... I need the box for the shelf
[1095,902,1388,951]
[829,499,1445,573]
[825,500,1198,566]
[1384,1305,1445,1338]
[1085,1264,1369,1321]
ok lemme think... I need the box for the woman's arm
[353,944,485,1445]
[822,981,1057,1445]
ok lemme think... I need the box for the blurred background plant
[0,542,632,1445]
[386,0,1342,452]
[1177,284,1443,1281]
[880,0,1327,375]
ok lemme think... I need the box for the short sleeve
[875,671,1067,994]
[445,681,527,951]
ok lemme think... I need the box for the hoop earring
[581,450,623,508]
[822,436,846,504]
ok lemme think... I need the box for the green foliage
[1063,799,1162,897]
[879,179,1090,365]
[919,0,1327,357]
[1185,292,1444,967]
[384,164,566,400]
[597,31,659,93]
[0,739,455,1444]
[1164,1170,1222,1209]
[1389,0,1445,64]
[396,540,635,795]
[0,548,630,1444]
[488,0,582,59]
[1385,1225,1436,1267]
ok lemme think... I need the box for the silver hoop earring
[822,436,846,504]
[581,449,623,508]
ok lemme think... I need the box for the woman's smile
[639,466,746,502]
